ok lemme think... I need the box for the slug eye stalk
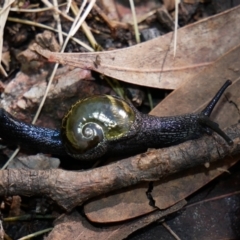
[199,80,233,145]
[202,80,232,117]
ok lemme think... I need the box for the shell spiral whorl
[82,123,102,139]
[61,95,136,158]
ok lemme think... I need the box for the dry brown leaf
[46,201,186,240]
[33,5,240,89]
[84,157,238,223]
[7,154,60,170]
[151,47,240,119]
[84,183,156,223]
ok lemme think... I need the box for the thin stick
[162,222,181,240]
[0,0,15,76]
[0,64,7,77]
[18,228,53,240]
[9,3,67,13]
[7,17,94,51]
[1,147,20,170]
[129,0,140,44]
[61,0,87,50]
[173,0,180,57]
[65,0,72,13]
[52,0,64,45]
[71,2,98,48]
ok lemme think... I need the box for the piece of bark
[0,123,239,211]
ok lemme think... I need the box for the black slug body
[0,109,66,155]
[0,80,233,161]
[107,114,207,156]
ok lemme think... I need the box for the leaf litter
[1,1,240,239]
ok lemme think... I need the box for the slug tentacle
[0,80,232,161]
[202,80,231,117]
[197,116,233,145]
[198,80,233,145]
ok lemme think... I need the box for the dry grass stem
[1,147,20,170]
[0,0,15,76]
[129,0,140,43]
[7,17,93,51]
[174,0,180,57]
[71,2,98,48]
[53,0,64,45]
[162,222,181,240]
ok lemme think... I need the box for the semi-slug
[0,80,233,161]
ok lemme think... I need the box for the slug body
[0,81,233,161]
[0,109,66,155]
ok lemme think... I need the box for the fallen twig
[0,123,239,211]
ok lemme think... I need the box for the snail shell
[61,95,136,159]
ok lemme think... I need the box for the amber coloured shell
[61,95,136,154]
